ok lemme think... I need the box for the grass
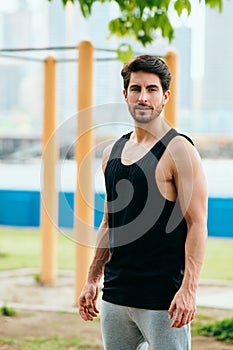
[200,237,233,280]
[192,318,233,344]
[0,227,77,271]
[0,227,233,280]
[0,304,17,316]
[0,336,101,349]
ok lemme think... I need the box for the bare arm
[78,145,112,321]
[168,137,208,328]
[86,204,110,284]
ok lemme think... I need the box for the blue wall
[0,190,105,230]
[207,197,233,238]
[0,190,40,226]
[0,190,232,238]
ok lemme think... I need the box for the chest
[121,141,152,165]
[120,140,172,181]
[119,140,176,201]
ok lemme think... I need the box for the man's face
[123,71,170,124]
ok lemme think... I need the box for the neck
[132,116,171,143]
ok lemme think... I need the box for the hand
[78,282,100,321]
[168,287,196,328]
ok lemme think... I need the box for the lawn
[0,227,77,271]
[200,237,233,280]
[0,227,233,280]
[0,336,101,350]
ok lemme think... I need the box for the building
[0,0,232,139]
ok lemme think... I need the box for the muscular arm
[86,206,110,284]
[78,204,110,321]
[168,137,208,328]
[78,146,112,321]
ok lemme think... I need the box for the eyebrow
[129,84,159,89]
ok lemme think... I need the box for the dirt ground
[1,307,233,350]
[0,271,233,349]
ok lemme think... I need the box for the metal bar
[40,56,58,284]
[74,41,95,304]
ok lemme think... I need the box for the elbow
[185,215,208,239]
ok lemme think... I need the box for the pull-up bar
[0,45,120,63]
[41,57,58,283]
[74,41,94,302]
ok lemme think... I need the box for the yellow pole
[74,41,94,303]
[164,50,178,128]
[40,56,58,284]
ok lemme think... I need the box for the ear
[163,89,171,105]
[123,89,127,101]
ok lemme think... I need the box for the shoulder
[168,132,199,159]
[101,135,122,172]
[102,132,132,172]
[102,142,114,172]
[166,132,204,176]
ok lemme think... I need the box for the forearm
[87,220,110,284]
[181,222,207,292]
[168,222,207,327]
[78,218,110,321]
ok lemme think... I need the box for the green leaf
[156,13,173,42]
[79,0,92,17]
[47,0,224,46]
[174,0,183,16]
[186,0,192,15]
[174,0,192,16]
[135,0,146,15]
[132,17,143,36]
[109,17,131,37]
[116,43,134,62]
[205,0,223,12]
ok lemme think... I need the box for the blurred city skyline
[0,0,232,138]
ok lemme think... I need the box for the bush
[196,318,233,343]
[0,304,17,317]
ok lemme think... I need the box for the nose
[138,89,148,103]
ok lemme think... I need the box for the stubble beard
[129,102,164,124]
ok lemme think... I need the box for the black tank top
[102,128,194,310]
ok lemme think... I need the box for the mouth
[134,108,152,116]
[135,105,152,111]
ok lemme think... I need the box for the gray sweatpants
[100,300,191,350]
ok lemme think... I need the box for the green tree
[48,0,222,58]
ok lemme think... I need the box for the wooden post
[164,50,178,128]
[40,57,58,283]
[74,41,94,303]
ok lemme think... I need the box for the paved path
[197,280,233,310]
[0,269,233,313]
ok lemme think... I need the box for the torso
[102,128,192,310]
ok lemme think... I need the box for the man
[78,55,208,350]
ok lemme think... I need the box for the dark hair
[121,54,171,93]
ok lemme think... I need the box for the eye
[148,87,157,92]
[130,85,140,92]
